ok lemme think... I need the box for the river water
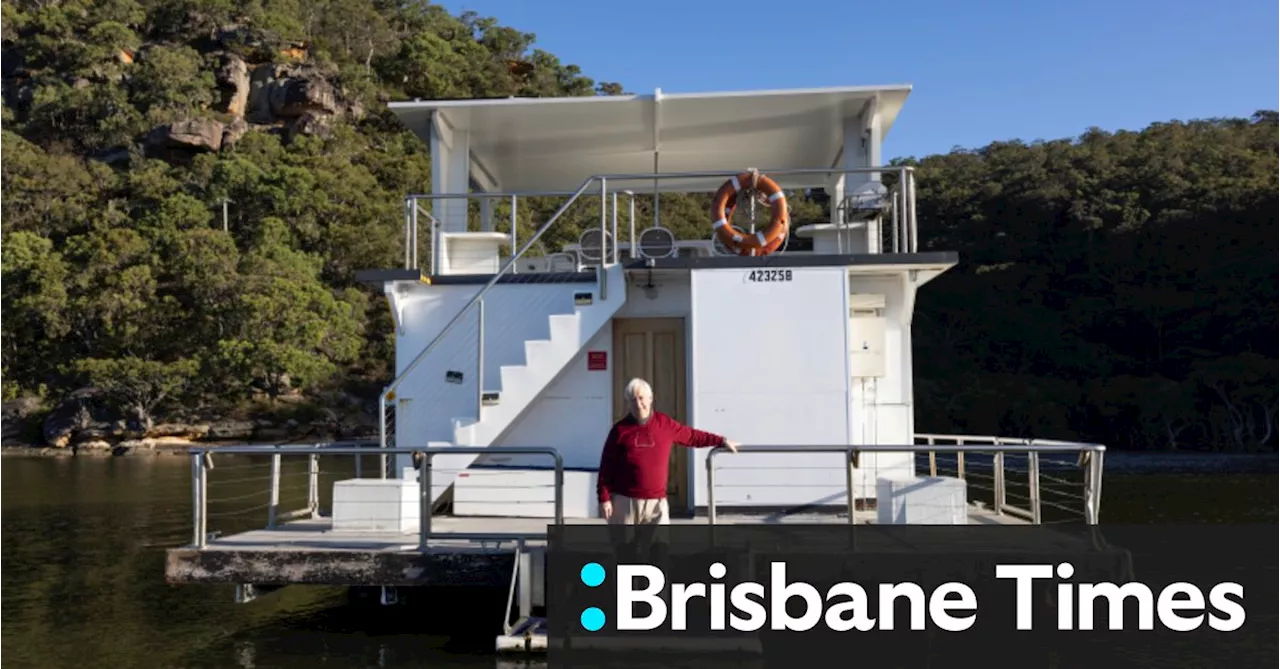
[1,453,1275,668]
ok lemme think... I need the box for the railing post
[890,197,899,253]
[554,453,565,526]
[706,449,718,525]
[899,169,909,253]
[410,197,420,270]
[378,393,390,479]
[419,453,433,551]
[993,449,1005,515]
[404,198,413,269]
[599,178,609,266]
[1084,449,1105,525]
[611,191,619,265]
[477,299,485,416]
[191,453,204,548]
[308,451,320,518]
[427,204,437,276]
[198,453,208,547]
[845,447,856,525]
[1028,451,1041,524]
[908,170,918,253]
[510,194,518,274]
[628,193,637,259]
[267,449,281,528]
[1092,450,1104,523]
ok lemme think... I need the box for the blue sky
[441,0,1278,160]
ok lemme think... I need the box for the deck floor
[169,509,1123,589]
[206,506,1027,553]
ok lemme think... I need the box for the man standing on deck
[597,377,739,524]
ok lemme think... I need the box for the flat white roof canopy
[389,85,910,193]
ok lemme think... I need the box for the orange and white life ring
[710,170,789,256]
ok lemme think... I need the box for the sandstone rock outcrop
[139,27,361,160]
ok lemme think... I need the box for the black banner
[546,524,1277,668]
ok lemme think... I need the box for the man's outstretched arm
[661,414,738,451]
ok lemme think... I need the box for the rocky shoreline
[2,387,381,457]
[1,433,378,457]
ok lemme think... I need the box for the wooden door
[611,318,689,513]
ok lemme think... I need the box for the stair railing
[377,176,607,477]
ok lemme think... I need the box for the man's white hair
[624,377,652,399]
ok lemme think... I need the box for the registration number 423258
[745,269,793,282]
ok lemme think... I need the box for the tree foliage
[0,0,607,426]
[1,1,1274,451]
[904,114,1278,452]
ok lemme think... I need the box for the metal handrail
[405,189,581,200]
[587,165,913,182]
[402,163,919,270]
[913,434,1108,525]
[915,433,1107,448]
[400,165,911,198]
[188,444,565,552]
[378,177,601,474]
[705,441,1106,526]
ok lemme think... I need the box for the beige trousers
[607,493,670,525]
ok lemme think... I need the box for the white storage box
[331,478,420,532]
[453,468,599,518]
[876,476,968,525]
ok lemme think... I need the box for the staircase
[391,264,626,503]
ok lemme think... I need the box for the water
[1,453,1275,668]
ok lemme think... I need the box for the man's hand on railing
[721,439,739,453]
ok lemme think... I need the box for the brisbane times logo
[570,559,1249,635]
[547,525,1275,667]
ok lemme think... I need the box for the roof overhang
[389,85,911,193]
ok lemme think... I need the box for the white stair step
[452,417,480,446]
[523,339,554,367]
[500,365,532,397]
[422,264,628,505]
[547,313,580,346]
[521,342,559,377]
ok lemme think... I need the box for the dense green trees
[1,0,607,430]
[1,1,1274,451]
[906,114,1277,452]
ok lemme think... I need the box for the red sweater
[597,412,725,503]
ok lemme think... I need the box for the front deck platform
[165,507,1028,586]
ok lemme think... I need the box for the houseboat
[164,84,1108,653]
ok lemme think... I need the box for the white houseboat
[165,84,1108,653]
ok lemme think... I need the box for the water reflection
[182,588,539,668]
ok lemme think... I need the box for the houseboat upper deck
[386,84,922,276]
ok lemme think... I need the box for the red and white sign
[587,351,607,371]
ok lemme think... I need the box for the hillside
[1,1,1276,453]
[903,115,1278,452]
